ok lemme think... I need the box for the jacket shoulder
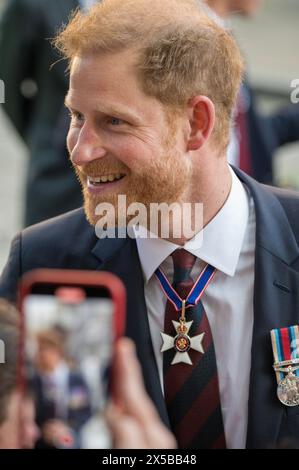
[21,208,96,269]
[267,184,299,213]
[265,184,299,246]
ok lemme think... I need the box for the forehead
[66,50,172,128]
[70,49,137,90]
[67,50,159,118]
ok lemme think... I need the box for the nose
[69,123,107,167]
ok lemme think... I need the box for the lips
[86,173,126,194]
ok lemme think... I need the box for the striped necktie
[163,249,226,449]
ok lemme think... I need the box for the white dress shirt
[42,361,70,419]
[134,167,256,449]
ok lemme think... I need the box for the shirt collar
[45,361,69,384]
[134,167,250,282]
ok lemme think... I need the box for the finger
[106,402,147,449]
[106,401,177,449]
[112,338,162,425]
[143,420,177,449]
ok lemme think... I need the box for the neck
[164,162,232,246]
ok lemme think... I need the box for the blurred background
[231,0,299,187]
[0,0,299,270]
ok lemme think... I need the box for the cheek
[115,137,157,168]
[67,128,80,155]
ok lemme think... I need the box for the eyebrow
[64,95,142,125]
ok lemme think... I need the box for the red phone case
[16,269,126,447]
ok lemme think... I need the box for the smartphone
[17,269,126,449]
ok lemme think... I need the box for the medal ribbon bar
[271,325,299,383]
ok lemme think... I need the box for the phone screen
[22,288,114,449]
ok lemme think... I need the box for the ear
[186,96,215,151]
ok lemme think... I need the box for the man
[203,0,299,184]
[0,299,40,448]
[1,0,299,449]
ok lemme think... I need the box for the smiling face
[66,49,192,226]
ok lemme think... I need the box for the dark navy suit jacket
[1,169,299,448]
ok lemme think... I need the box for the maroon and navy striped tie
[163,249,226,449]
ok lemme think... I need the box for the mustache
[73,160,128,178]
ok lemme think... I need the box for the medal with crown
[161,300,205,365]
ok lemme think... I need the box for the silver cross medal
[160,300,205,365]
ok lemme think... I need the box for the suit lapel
[234,168,299,448]
[91,235,170,427]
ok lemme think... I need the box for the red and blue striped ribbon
[155,263,216,312]
[271,325,299,382]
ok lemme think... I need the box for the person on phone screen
[29,327,92,448]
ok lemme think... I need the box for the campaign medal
[271,326,299,406]
[156,263,216,366]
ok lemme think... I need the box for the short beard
[74,141,192,229]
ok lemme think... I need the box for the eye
[107,117,124,126]
[69,110,85,124]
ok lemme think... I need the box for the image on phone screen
[22,289,114,449]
